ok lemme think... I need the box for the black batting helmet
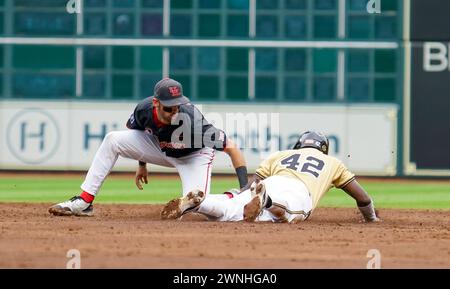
[293,131,329,154]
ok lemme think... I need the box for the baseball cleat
[160,189,205,220]
[243,180,268,222]
[48,196,94,217]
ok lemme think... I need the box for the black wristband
[235,166,248,189]
[138,161,146,167]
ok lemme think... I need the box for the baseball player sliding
[49,78,248,217]
[161,131,381,223]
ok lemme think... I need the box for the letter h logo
[20,122,46,151]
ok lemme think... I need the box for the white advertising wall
[0,100,397,175]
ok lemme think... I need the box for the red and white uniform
[81,97,227,197]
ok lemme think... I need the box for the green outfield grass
[0,175,450,209]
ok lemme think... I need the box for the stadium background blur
[0,0,449,178]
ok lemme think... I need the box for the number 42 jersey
[255,148,355,211]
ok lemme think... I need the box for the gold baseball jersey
[255,148,355,210]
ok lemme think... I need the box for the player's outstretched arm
[342,180,381,222]
[223,139,249,189]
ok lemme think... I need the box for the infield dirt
[0,203,449,268]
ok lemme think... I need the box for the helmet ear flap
[323,135,330,154]
[321,144,329,154]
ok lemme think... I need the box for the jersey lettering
[280,154,324,178]
[301,156,324,178]
[280,154,300,170]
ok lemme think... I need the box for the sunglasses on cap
[161,105,179,113]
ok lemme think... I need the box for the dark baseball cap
[153,78,190,106]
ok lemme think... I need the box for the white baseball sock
[197,190,252,221]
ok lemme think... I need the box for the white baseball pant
[198,175,313,223]
[80,130,215,197]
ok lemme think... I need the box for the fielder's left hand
[135,166,148,190]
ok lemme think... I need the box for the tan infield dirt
[0,202,449,269]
